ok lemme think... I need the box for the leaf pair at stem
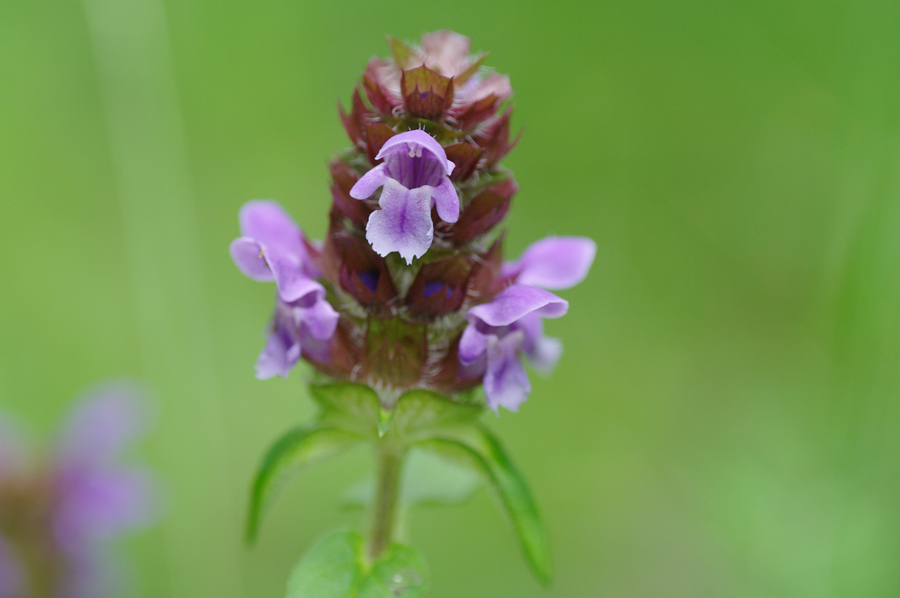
[246,382,551,597]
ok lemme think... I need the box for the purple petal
[299,322,333,364]
[229,237,274,281]
[483,332,531,412]
[239,200,307,261]
[56,384,148,469]
[276,275,327,306]
[530,336,562,372]
[505,236,596,290]
[516,312,563,373]
[299,297,340,341]
[431,177,459,223]
[467,284,568,328]
[255,330,299,379]
[375,130,455,176]
[54,468,155,549]
[255,311,300,380]
[233,201,319,298]
[349,163,388,200]
[365,180,434,264]
[458,324,488,365]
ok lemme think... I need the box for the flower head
[232,32,594,414]
[350,130,459,263]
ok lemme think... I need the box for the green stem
[369,440,404,560]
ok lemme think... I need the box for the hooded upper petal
[503,236,596,290]
[375,130,455,178]
[467,284,568,329]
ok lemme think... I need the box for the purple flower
[459,237,596,412]
[459,285,568,412]
[53,385,156,551]
[349,130,459,264]
[0,384,155,598]
[230,200,322,300]
[230,201,339,378]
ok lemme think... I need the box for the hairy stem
[369,441,404,560]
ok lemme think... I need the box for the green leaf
[342,447,481,509]
[416,425,552,585]
[356,543,427,598]
[247,425,362,543]
[387,388,483,440]
[287,530,363,598]
[310,382,381,437]
[287,530,427,598]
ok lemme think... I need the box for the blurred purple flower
[459,237,596,411]
[0,536,23,598]
[230,201,339,378]
[0,384,155,598]
[350,130,459,264]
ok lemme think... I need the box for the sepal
[321,234,398,309]
[405,255,474,317]
[443,142,484,182]
[400,65,454,120]
[450,178,517,244]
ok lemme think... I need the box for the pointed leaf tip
[415,425,552,585]
[246,425,362,543]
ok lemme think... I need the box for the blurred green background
[2,0,899,596]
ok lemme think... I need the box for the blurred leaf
[311,383,381,437]
[286,530,426,598]
[247,425,362,543]
[386,388,483,440]
[400,448,481,506]
[286,530,362,598]
[343,447,481,509]
[416,425,552,585]
[356,542,427,598]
